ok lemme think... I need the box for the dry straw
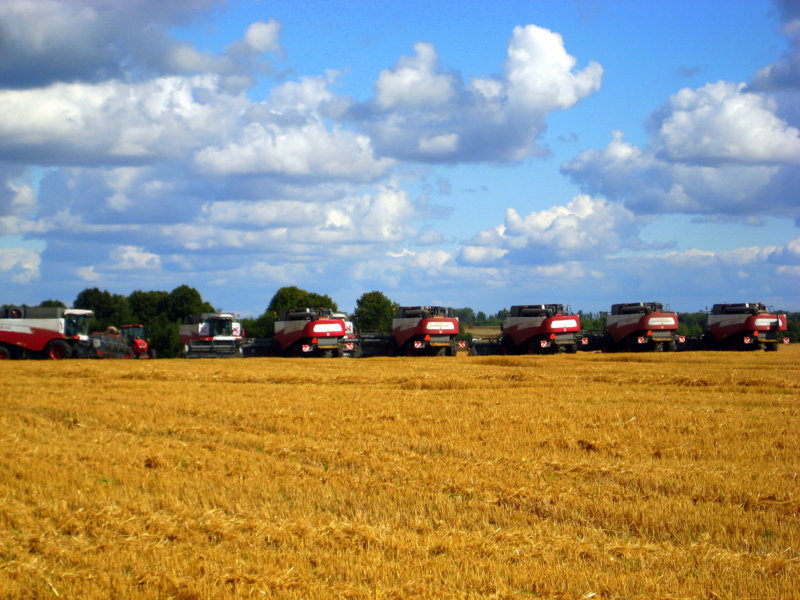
[1,348,798,598]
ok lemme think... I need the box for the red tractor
[0,306,94,360]
[704,303,788,351]
[602,302,679,352]
[358,306,460,356]
[120,324,155,358]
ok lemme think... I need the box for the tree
[74,287,133,330]
[451,307,476,325]
[128,290,170,323]
[267,286,337,314]
[166,285,213,322]
[38,299,66,308]
[352,290,396,332]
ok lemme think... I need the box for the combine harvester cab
[603,302,679,352]
[470,304,581,355]
[0,306,94,360]
[360,306,459,357]
[244,308,354,357]
[704,303,788,351]
[180,313,243,358]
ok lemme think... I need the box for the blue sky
[1,0,798,316]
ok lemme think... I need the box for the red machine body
[501,304,581,354]
[704,303,788,351]
[273,308,352,357]
[0,306,94,360]
[390,306,460,356]
[603,302,679,352]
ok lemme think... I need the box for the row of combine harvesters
[175,301,790,359]
[0,301,789,361]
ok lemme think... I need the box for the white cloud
[109,245,161,270]
[357,24,603,163]
[504,25,603,112]
[461,195,643,265]
[194,120,392,179]
[376,42,456,109]
[563,129,799,219]
[651,82,800,165]
[76,265,101,282]
[0,247,40,283]
[244,20,281,54]
[0,76,247,164]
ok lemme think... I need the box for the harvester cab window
[208,319,233,336]
[65,314,92,337]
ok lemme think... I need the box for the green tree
[166,285,213,322]
[267,286,337,314]
[677,312,706,337]
[128,290,170,323]
[38,299,66,308]
[451,307,476,325]
[74,288,133,330]
[352,290,396,332]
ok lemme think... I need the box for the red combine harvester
[471,304,581,355]
[602,302,679,352]
[180,312,243,358]
[704,303,788,351]
[244,308,355,357]
[0,306,94,359]
[358,306,460,357]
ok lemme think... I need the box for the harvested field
[1,348,798,599]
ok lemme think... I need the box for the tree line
[6,286,800,356]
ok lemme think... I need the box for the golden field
[1,348,798,599]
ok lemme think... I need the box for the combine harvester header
[180,313,243,358]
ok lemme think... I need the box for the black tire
[45,339,72,360]
[565,343,578,354]
[764,342,778,352]
[0,345,12,360]
[149,349,157,359]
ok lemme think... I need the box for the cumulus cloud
[0,1,280,89]
[0,76,248,166]
[460,195,644,265]
[649,82,800,165]
[563,81,800,219]
[751,1,800,91]
[109,245,161,270]
[353,24,602,163]
[0,247,41,283]
[194,120,392,179]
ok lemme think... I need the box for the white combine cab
[0,306,94,360]
[179,312,243,358]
